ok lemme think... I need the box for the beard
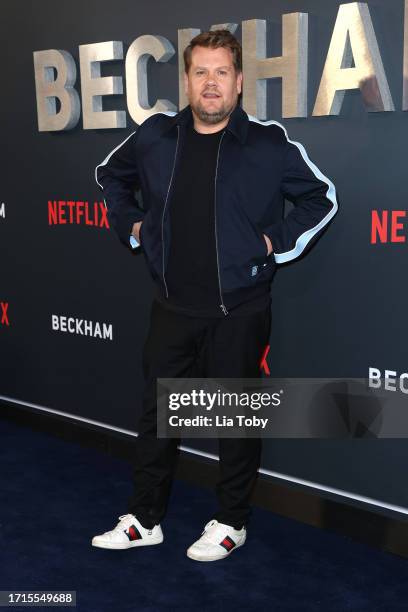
[191,98,236,125]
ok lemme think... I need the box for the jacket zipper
[161,125,180,298]
[214,131,228,316]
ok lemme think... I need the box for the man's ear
[183,71,189,96]
[237,71,243,95]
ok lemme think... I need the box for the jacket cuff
[129,235,140,249]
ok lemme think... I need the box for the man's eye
[218,70,227,75]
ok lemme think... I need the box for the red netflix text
[260,344,270,375]
[48,200,109,228]
[371,210,406,244]
[1,302,9,326]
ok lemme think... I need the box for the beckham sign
[33,2,408,131]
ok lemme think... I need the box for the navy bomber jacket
[95,103,338,315]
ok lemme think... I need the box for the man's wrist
[263,233,273,255]
[131,221,142,241]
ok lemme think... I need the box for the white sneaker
[186,519,246,562]
[92,514,163,550]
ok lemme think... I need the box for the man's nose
[205,75,217,86]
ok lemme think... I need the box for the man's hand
[263,234,273,256]
[132,221,143,243]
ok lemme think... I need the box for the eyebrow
[194,65,232,70]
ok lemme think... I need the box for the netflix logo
[371,210,406,244]
[48,200,109,228]
[1,302,9,326]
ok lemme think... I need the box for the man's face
[184,45,243,126]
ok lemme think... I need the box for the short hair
[183,29,242,74]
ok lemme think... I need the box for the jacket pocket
[256,228,269,258]
[139,217,145,246]
[139,209,151,249]
[249,226,275,282]
[138,211,162,283]
[139,212,149,248]
[236,202,269,260]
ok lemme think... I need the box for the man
[92,30,338,561]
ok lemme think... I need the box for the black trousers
[127,298,271,530]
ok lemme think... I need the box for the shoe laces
[202,519,218,534]
[116,514,153,535]
[114,514,136,531]
[200,519,243,544]
[199,520,225,543]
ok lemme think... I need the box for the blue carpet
[0,417,407,611]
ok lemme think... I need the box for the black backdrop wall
[1,0,407,516]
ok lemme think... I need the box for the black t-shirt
[156,121,271,318]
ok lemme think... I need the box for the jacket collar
[163,102,249,144]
